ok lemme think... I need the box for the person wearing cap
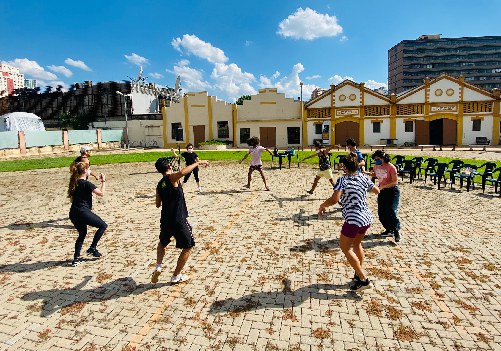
[73,146,99,181]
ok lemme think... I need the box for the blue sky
[2,0,500,102]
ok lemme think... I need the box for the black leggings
[69,210,108,259]
[183,166,200,183]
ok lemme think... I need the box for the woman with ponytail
[68,162,107,266]
[318,153,379,292]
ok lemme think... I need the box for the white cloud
[124,53,149,66]
[365,79,387,90]
[168,60,211,91]
[172,34,228,64]
[4,58,58,80]
[149,72,164,79]
[47,65,73,78]
[328,74,354,84]
[244,40,252,47]
[305,75,321,80]
[259,63,317,100]
[211,63,256,101]
[340,35,348,42]
[64,58,92,71]
[278,8,343,40]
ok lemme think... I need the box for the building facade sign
[336,108,359,116]
[430,105,457,112]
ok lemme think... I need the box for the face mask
[375,159,383,165]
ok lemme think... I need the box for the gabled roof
[305,79,390,107]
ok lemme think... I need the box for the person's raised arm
[92,173,106,196]
[302,151,317,161]
[318,190,341,215]
[170,148,181,158]
[170,160,209,183]
[265,148,273,156]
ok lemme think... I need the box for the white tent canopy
[0,112,45,132]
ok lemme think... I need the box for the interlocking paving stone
[0,159,500,350]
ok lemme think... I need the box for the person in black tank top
[67,162,107,267]
[151,156,209,284]
[301,140,336,194]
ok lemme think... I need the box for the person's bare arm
[370,184,380,195]
[92,173,106,196]
[155,189,161,208]
[239,152,250,164]
[318,190,341,215]
[265,148,273,156]
[169,160,209,183]
[170,148,181,158]
[302,152,317,161]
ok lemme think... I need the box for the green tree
[60,111,95,129]
[236,95,251,105]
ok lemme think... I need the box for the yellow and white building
[158,74,500,148]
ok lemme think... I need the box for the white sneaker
[151,267,162,283]
[171,274,190,284]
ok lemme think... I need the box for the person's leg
[378,191,390,234]
[388,187,401,241]
[352,233,365,269]
[156,242,166,265]
[193,167,201,190]
[245,167,254,188]
[81,211,108,251]
[152,226,171,283]
[183,171,192,184]
[339,234,366,280]
[308,176,321,194]
[71,218,87,260]
[258,168,269,190]
[173,248,192,276]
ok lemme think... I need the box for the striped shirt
[333,173,374,227]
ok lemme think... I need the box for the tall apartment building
[388,35,501,94]
[0,64,25,97]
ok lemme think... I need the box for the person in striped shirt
[318,153,380,291]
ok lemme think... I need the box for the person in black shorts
[67,162,107,267]
[171,144,203,192]
[151,156,209,284]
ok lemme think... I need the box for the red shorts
[341,222,370,238]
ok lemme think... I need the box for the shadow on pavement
[1,218,73,231]
[0,259,71,273]
[275,208,342,227]
[21,276,170,317]
[290,236,394,253]
[209,280,362,314]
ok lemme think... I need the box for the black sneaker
[307,190,313,195]
[71,257,84,267]
[86,247,102,257]
[394,231,401,242]
[350,278,373,292]
[352,273,360,281]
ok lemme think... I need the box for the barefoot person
[239,136,273,191]
[68,162,107,267]
[302,140,336,194]
[318,153,379,291]
[151,156,209,284]
[171,143,203,192]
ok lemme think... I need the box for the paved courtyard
[0,158,500,350]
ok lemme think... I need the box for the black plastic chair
[452,164,478,191]
[426,163,448,189]
[332,154,346,170]
[419,158,438,180]
[397,160,415,183]
[392,155,405,170]
[411,157,424,179]
[476,162,498,192]
[484,167,501,196]
[444,160,464,185]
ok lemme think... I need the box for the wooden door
[442,119,457,145]
[259,127,276,148]
[193,125,205,146]
[334,121,359,146]
[415,120,429,145]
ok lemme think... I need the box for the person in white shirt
[239,136,273,191]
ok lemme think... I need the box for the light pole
[116,91,129,149]
[300,81,303,102]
